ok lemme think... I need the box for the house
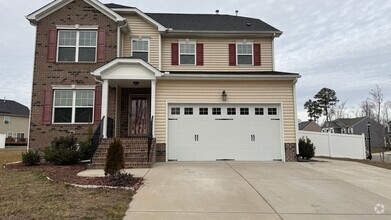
[26,0,300,167]
[298,121,321,132]
[386,121,391,147]
[322,117,385,148]
[0,99,29,145]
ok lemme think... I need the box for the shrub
[104,139,124,175]
[22,151,41,166]
[79,140,92,161]
[299,137,316,160]
[108,171,134,187]
[44,135,81,165]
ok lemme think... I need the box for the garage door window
[171,107,180,115]
[212,108,221,115]
[255,108,264,115]
[227,108,236,115]
[268,108,277,115]
[184,108,193,115]
[240,108,249,115]
[199,108,208,115]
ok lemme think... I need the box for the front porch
[89,58,162,168]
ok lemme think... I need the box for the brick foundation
[156,143,166,162]
[285,143,297,162]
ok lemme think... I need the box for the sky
[0,0,390,122]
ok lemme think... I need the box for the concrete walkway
[122,160,391,219]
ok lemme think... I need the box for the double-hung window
[179,41,196,65]
[53,90,94,123]
[237,42,253,65]
[132,38,149,62]
[58,30,97,62]
[4,116,10,124]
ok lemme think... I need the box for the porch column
[101,79,109,138]
[151,80,156,137]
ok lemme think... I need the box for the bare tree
[382,101,391,124]
[360,98,376,119]
[331,100,348,120]
[369,85,384,124]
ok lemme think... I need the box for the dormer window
[57,30,97,62]
[179,41,196,65]
[132,38,149,62]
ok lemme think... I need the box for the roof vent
[246,23,251,26]
[215,10,219,15]
[235,10,239,16]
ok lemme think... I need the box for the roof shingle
[0,100,29,117]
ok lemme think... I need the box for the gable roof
[27,0,126,25]
[299,121,311,130]
[0,100,29,117]
[145,13,281,33]
[323,117,367,128]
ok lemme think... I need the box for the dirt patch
[5,162,142,188]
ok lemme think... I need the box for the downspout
[117,22,128,57]
[272,33,275,71]
[293,78,299,156]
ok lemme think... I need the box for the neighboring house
[299,121,321,132]
[27,0,300,167]
[386,121,391,147]
[322,117,385,148]
[0,99,29,145]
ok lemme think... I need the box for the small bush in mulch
[44,135,81,165]
[299,137,316,160]
[108,172,135,187]
[22,151,41,166]
[104,139,124,176]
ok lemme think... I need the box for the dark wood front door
[129,96,149,136]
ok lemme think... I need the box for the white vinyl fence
[0,134,5,149]
[298,131,366,159]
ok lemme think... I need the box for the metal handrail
[147,116,154,162]
[90,116,105,159]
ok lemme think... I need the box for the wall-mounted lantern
[222,90,227,101]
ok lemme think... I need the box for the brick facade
[29,0,117,151]
[284,143,297,162]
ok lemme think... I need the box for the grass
[0,146,133,219]
[318,156,391,170]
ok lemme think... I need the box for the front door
[129,95,150,136]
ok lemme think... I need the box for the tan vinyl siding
[162,37,273,71]
[122,14,160,69]
[155,80,295,144]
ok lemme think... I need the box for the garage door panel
[168,104,282,161]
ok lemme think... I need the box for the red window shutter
[42,90,53,125]
[229,44,236,66]
[47,30,57,63]
[97,30,106,63]
[94,89,102,124]
[196,43,204,66]
[254,44,261,66]
[171,43,179,65]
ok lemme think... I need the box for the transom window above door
[132,38,149,62]
[58,30,97,62]
[179,41,196,65]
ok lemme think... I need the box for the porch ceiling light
[133,81,140,86]
[222,90,227,101]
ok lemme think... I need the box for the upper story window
[53,90,94,124]
[347,127,353,134]
[4,116,10,124]
[132,38,149,62]
[179,41,196,65]
[57,30,97,62]
[237,42,253,65]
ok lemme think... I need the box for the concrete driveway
[124,160,391,219]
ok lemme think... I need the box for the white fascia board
[91,58,162,77]
[26,0,125,25]
[159,74,300,80]
[166,30,283,37]
[110,8,167,31]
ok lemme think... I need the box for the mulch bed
[5,163,142,188]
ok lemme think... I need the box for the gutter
[160,73,301,80]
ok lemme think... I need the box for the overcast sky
[0,0,390,121]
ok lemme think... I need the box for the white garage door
[168,103,283,161]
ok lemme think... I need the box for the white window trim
[56,25,99,30]
[179,40,196,65]
[52,85,96,90]
[236,41,254,66]
[52,90,95,124]
[341,128,346,134]
[56,30,98,63]
[131,37,150,62]
[4,116,10,124]
[7,131,12,138]
[330,128,334,133]
[16,132,25,139]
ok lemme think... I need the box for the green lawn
[0,146,132,219]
